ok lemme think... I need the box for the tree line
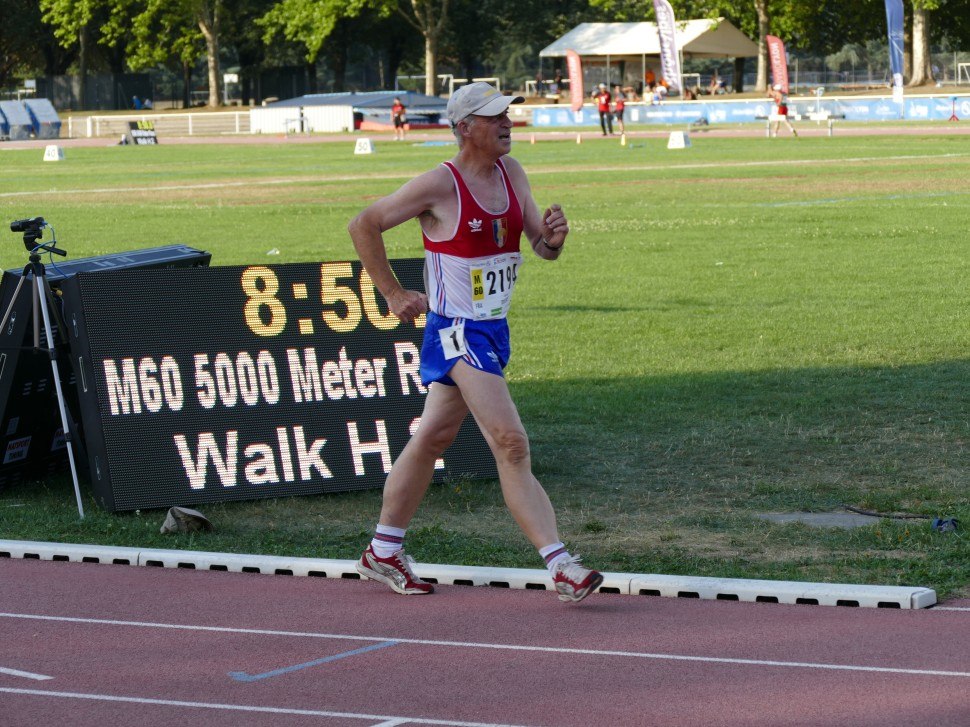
[2,0,967,107]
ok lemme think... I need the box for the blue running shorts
[420,311,511,387]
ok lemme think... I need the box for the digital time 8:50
[240,262,425,337]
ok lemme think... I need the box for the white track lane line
[0,666,54,681]
[2,612,968,679]
[0,687,531,727]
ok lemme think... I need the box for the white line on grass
[2,612,967,679]
[1,152,968,200]
[0,666,54,681]
[0,177,353,198]
[560,151,970,178]
[756,190,966,208]
[0,687,532,726]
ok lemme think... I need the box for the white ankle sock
[371,524,406,558]
[539,542,570,574]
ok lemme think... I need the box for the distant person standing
[612,85,626,135]
[392,97,408,141]
[768,84,798,138]
[593,83,613,136]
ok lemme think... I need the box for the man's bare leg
[378,381,468,528]
[448,361,560,549]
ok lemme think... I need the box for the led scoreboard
[60,260,496,512]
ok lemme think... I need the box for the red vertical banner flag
[766,35,789,93]
[566,50,584,112]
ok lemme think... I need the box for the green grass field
[1,131,967,596]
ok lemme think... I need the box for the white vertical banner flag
[653,0,682,93]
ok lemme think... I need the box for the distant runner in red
[392,97,408,141]
[768,84,798,138]
[348,82,603,603]
[593,83,614,135]
[613,85,626,135]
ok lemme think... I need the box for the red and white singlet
[423,159,524,320]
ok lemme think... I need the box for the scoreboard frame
[59,259,496,512]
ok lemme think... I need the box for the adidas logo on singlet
[468,218,483,232]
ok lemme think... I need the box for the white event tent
[539,19,759,91]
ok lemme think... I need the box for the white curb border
[0,539,937,609]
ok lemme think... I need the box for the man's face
[466,110,513,151]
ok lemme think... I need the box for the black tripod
[1,217,85,517]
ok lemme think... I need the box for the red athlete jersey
[422,159,524,319]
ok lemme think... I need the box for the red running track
[1,558,968,726]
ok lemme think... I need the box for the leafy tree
[941,0,970,50]
[195,0,223,106]
[909,0,939,85]
[442,0,498,88]
[108,0,204,108]
[353,9,422,89]
[396,0,450,96]
[825,42,863,74]
[39,0,98,107]
[40,0,137,107]
[259,0,372,66]
[258,0,376,92]
[222,0,277,105]
[442,0,593,92]
[115,0,223,106]
[1,1,69,86]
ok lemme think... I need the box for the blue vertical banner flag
[652,0,682,93]
[885,0,905,104]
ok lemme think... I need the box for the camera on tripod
[2,214,84,515]
[10,216,48,249]
[10,216,65,256]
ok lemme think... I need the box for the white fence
[69,107,363,137]
[67,111,251,138]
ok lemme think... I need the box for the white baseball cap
[772,84,782,91]
[447,82,524,125]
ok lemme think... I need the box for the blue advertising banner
[531,94,970,128]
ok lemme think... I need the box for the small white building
[250,91,449,134]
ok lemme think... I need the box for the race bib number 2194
[469,254,520,319]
